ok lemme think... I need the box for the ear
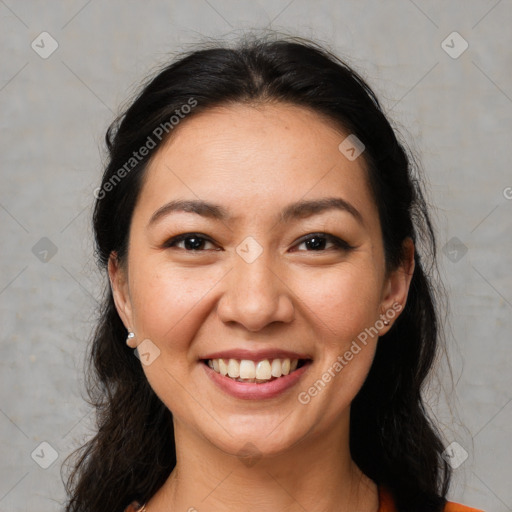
[108,251,135,343]
[378,237,415,334]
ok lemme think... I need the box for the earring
[382,319,390,326]
[126,332,135,346]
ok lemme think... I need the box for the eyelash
[162,232,354,253]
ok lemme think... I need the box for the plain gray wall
[1,1,511,511]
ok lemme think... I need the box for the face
[109,102,414,458]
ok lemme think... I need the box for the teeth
[206,357,302,382]
[256,360,272,380]
[218,358,228,376]
[227,359,240,378]
[240,359,256,379]
[271,359,282,377]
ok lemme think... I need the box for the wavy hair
[62,34,452,512]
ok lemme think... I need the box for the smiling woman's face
[109,102,413,458]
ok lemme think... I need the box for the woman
[63,35,484,512]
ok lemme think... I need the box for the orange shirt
[125,486,485,511]
[378,486,485,512]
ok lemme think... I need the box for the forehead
[136,102,377,224]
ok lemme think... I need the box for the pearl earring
[126,332,135,346]
[383,319,390,326]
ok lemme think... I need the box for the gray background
[1,1,511,511]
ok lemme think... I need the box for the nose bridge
[217,237,294,331]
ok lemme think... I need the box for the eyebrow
[147,197,363,227]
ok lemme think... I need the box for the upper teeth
[207,358,299,381]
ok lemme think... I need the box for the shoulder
[378,485,484,512]
[444,501,485,512]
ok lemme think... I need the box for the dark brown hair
[63,34,451,512]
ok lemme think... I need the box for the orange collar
[378,485,395,512]
[377,486,484,512]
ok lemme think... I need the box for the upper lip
[201,348,312,361]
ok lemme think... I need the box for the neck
[145,415,379,512]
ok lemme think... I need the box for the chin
[200,417,308,461]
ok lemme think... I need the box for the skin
[109,102,415,512]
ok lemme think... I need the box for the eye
[292,233,354,252]
[162,232,353,253]
[163,233,218,251]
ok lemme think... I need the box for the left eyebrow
[278,197,363,225]
[147,196,364,228]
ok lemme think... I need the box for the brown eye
[293,233,354,252]
[163,233,217,251]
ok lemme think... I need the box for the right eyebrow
[148,199,231,227]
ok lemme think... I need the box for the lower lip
[202,361,311,400]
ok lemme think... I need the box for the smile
[204,357,306,383]
[201,356,313,400]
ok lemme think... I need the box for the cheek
[129,262,220,350]
[128,263,223,415]
[292,262,382,413]
[294,262,383,342]
[296,302,381,426]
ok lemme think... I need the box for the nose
[216,249,295,332]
